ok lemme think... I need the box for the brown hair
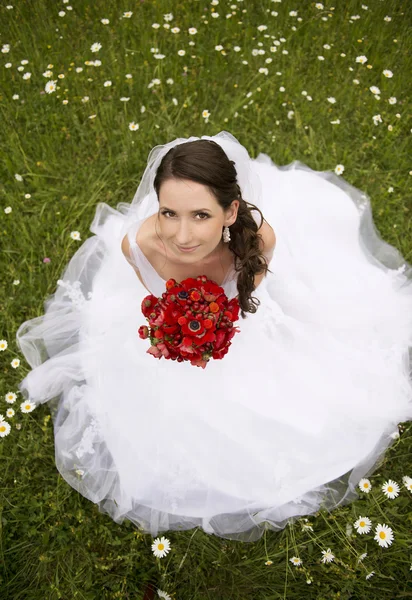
[153,139,273,319]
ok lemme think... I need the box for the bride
[16,131,412,542]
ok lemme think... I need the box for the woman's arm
[254,220,276,289]
[121,235,152,294]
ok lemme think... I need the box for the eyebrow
[160,207,212,213]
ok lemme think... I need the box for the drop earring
[222,225,231,243]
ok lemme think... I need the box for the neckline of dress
[133,216,236,288]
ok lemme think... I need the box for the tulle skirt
[16,154,412,542]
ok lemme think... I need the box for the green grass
[1,0,412,598]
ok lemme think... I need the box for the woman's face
[157,178,239,262]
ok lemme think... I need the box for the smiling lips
[177,244,199,251]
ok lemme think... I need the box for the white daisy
[357,552,368,563]
[370,85,381,95]
[45,80,57,94]
[366,571,375,580]
[129,122,139,131]
[11,358,20,368]
[374,523,394,548]
[0,420,11,437]
[151,536,171,558]
[90,42,102,53]
[335,164,345,175]
[290,556,302,566]
[354,516,372,534]
[265,560,273,565]
[188,27,197,35]
[123,12,133,18]
[6,408,15,418]
[0,340,8,351]
[321,548,335,563]
[157,590,172,600]
[381,479,400,499]
[70,231,81,240]
[383,69,393,78]
[358,478,372,493]
[20,400,36,413]
[5,392,17,403]
[402,475,412,493]
[356,55,368,64]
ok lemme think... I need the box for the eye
[161,211,210,220]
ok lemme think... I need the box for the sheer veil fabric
[16,131,412,542]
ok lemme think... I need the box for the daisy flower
[20,400,36,413]
[357,552,368,563]
[5,392,17,403]
[290,556,302,566]
[157,589,172,600]
[366,571,375,580]
[358,478,372,493]
[151,536,171,558]
[0,340,8,351]
[321,548,335,563]
[335,164,345,175]
[402,475,412,493]
[354,516,372,534]
[374,523,394,548]
[11,358,20,368]
[382,479,400,499]
[45,80,58,93]
[0,418,11,437]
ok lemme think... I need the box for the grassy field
[1,0,412,598]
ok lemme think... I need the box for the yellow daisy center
[387,486,393,492]
[379,531,386,539]
[0,425,5,432]
[158,543,164,550]
[25,405,31,410]
[363,483,369,488]
[360,521,365,527]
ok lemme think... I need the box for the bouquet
[138,275,241,369]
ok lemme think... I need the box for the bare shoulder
[257,217,276,252]
[121,215,156,261]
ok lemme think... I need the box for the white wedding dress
[16,152,412,542]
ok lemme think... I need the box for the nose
[175,220,194,245]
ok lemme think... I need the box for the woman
[16,132,412,542]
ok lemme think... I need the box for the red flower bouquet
[138,275,241,369]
